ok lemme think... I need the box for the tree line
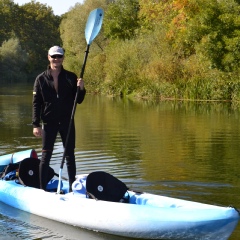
[1,0,240,101]
[0,0,62,82]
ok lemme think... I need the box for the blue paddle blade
[85,8,104,45]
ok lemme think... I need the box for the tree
[104,0,140,40]
[139,0,240,72]
[0,0,17,45]
[0,37,28,83]
[13,1,62,76]
[139,0,173,30]
[181,0,240,71]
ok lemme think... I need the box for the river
[0,83,240,239]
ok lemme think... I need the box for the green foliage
[0,38,28,83]
[2,0,240,101]
[103,39,144,96]
[0,0,62,81]
[0,0,17,45]
[101,28,179,98]
[110,0,240,100]
[138,0,174,32]
[175,0,240,72]
[14,1,62,75]
[104,0,140,40]
[84,53,106,93]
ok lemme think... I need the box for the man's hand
[33,127,42,137]
[77,78,84,90]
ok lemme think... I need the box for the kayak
[0,150,239,239]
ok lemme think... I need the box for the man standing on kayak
[32,46,86,191]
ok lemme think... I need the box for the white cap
[48,46,64,56]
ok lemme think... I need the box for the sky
[14,0,83,16]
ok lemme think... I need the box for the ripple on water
[0,213,70,240]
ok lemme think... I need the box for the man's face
[48,54,64,69]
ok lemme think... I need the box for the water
[0,84,240,239]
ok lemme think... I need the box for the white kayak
[0,150,239,239]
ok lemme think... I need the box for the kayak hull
[0,179,238,239]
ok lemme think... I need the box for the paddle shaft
[54,172,68,181]
[57,8,104,194]
[59,44,90,170]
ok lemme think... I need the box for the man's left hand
[77,78,84,90]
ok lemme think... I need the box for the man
[32,46,86,191]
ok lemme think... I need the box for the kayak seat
[18,158,55,189]
[86,171,129,202]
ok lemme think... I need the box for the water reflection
[0,84,240,239]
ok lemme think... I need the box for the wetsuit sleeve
[71,73,86,104]
[32,78,43,128]
[77,87,86,104]
[67,71,86,104]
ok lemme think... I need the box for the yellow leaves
[172,0,190,10]
[138,0,189,41]
[139,0,172,25]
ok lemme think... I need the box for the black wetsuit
[32,66,86,190]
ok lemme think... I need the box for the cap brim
[49,53,64,56]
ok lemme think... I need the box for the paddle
[57,8,104,194]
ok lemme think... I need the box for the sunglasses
[50,55,63,59]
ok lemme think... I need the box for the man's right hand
[33,127,42,137]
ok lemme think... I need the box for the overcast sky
[14,0,83,16]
